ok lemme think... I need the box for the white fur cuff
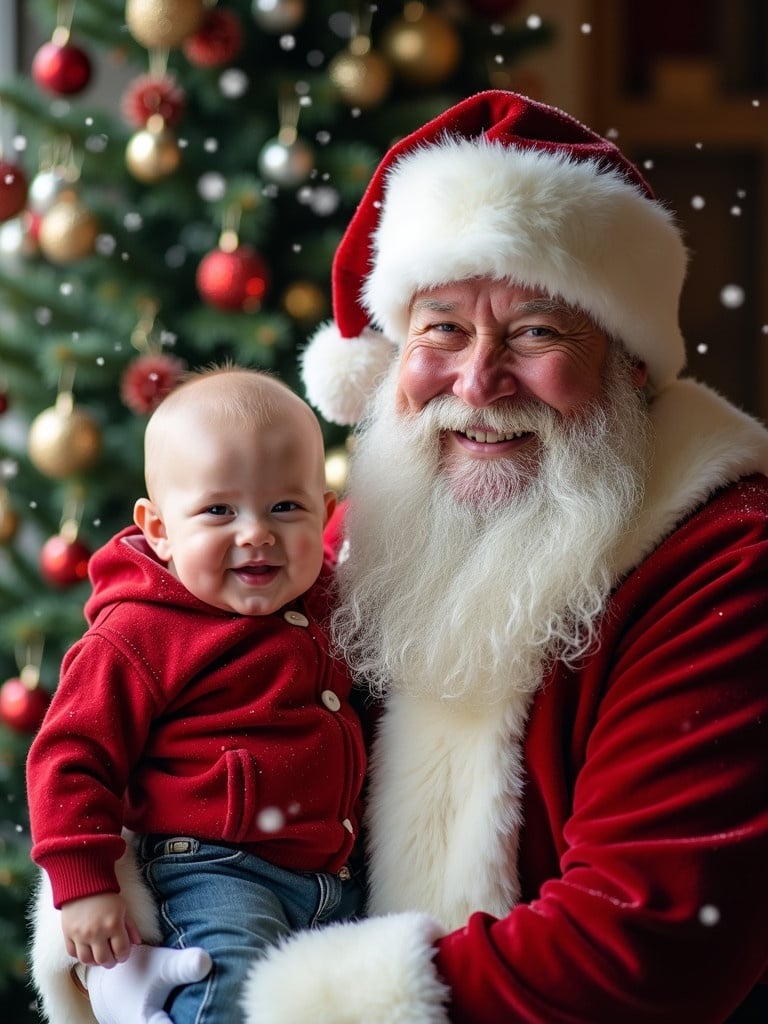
[241,912,450,1024]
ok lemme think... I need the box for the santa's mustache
[406,394,560,444]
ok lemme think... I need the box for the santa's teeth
[464,429,524,443]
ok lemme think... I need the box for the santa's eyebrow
[514,297,575,317]
[410,298,459,314]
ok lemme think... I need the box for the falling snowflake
[720,284,745,309]
[257,807,285,833]
[698,904,720,926]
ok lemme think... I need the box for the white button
[342,818,354,833]
[283,610,309,627]
[321,690,341,712]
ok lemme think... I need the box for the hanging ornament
[183,6,244,67]
[0,675,50,733]
[28,164,73,214]
[196,244,270,312]
[120,352,186,414]
[32,27,92,96]
[281,280,327,324]
[28,371,102,479]
[38,188,99,263]
[126,0,206,50]
[0,386,9,416]
[126,113,181,184]
[381,3,462,88]
[329,12,392,110]
[40,532,91,586]
[0,641,49,734]
[251,0,306,33]
[196,208,270,312]
[40,504,91,587]
[120,303,186,414]
[121,72,186,129]
[0,488,18,544]
[257,90,314,189]
[0,160,28,223]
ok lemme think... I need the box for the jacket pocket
[220,747,262,843]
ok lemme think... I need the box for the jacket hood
[84,525,219,626]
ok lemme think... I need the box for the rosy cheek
[397,346,452,412]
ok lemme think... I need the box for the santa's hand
[87,943,212,1024]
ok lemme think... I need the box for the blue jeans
[137,835,364,1024]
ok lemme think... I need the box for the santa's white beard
[332,348,653,707]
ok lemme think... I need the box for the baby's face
[146,405,334,616]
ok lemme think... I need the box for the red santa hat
[301,90,688,425]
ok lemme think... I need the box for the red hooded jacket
[27,527,366,908]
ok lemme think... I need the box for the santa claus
[31,90,768,1023]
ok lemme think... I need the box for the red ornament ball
[0,161,28,223]
[121,73,187,129]
[40,534,92,587]
[120,353,187,415]
[32,40,92,96]
[183,8,244,67]
[196,245,270,312]
[0,390,8,415]
[0,677,50,733]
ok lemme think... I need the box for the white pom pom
[301,322,396,425]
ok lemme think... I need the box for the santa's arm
[238,492,768,1024]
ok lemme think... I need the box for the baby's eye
[205,505,232,516]
[272,501,301,513]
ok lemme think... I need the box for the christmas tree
[0,0,552,1016]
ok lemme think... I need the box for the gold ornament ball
[282,281,327,324]
[382,10,462,87]
[325,446,350,494]
[38,195,99,264]
[125,0,205,49]
[329,49,392,109]
[28,403,102,479]
[126,120,181,183]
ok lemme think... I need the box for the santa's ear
[133,498,172,562]
[630,357,649,389]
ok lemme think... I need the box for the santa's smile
[447,428,534,456]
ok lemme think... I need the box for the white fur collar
[613,378,768,578]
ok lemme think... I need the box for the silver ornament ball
[251,0,305,33]
[28,167,71,213]
[258,136,314,188]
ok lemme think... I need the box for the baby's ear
[133,498,172,562]
[323,490,337,527]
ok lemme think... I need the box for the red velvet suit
[433,474,768,1021]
